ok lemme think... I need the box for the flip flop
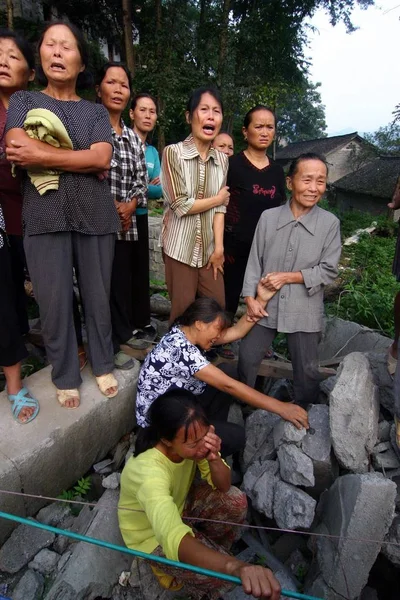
[96,373,118,398]
[57,388,80,409]
[7,386,40,424]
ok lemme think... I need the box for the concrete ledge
[0,362,139,544]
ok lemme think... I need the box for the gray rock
[273,481,316,530]
[70,503,94,536]
[319,375,337,397]
[278,445,315,488]
[228,402,244,428]
[0,521,55,574]
[93,458,114,474]
[305,575,344,600]
[284,549,309,581]
[243,410,280,469]
[28,549,60,575]
[53,533,71,555]
[273,420,306,448]
[372,444,400,470]
[102,472,121,490]
[275,568,299,600]
[12,569,44,600]
[150,293,171,317]
[267,378,294,402]
[313,473,396,599]
[378,420,392,443]
[36,503,71,527]
[381,514,400,567]
[318,317,391,362]
[242,460,279,519]
[57,551,72,572]
[367,351,395,414]
[45,490,131,600]
[302,405,331,462]
[329,352,379,473]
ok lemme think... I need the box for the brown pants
[164,253,225,324]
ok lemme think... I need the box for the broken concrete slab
[273,420,306,448]
[278,445,315,488]
[242,460,279,519]
[242,410,280,470]
[318,317,391,362]
[44,490,131,600]
[36,503,71,527]
[0,520,55,574]
[28,548,60,575]
[312,473,396,599]
[381,513,400,567]
[12,569,44,600]
[273,481,316,530]
[367,352,395,415]
[0,362,139,544]
[329,352,379,473]
[302,405,337,494]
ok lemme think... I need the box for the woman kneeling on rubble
[118,392,281,599]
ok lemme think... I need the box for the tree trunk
[6,0,14,30]
[122,0,135,76]
[217,0,230,88]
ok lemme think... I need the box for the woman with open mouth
[161,86,230,326]
[5,22,121,408]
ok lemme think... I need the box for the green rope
[0,510,322,600]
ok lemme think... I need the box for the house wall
[333,190,390,216]
[326,141,371,183]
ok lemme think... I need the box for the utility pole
[122,0,135,76]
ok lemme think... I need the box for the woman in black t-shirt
[224,106,285,321]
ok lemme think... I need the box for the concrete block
[102,472,121,490]
[45,490,131,600]
[243,410,281,470]
[378,420,392,443]
[0,520,55,573]
[273,420,306,448]
[381,514,400,567]
[36,503,71,527]
[0,362,139,544]
[302,405,338,494]
[12,569,44,600]
[318,317,391,362]
[313,473,396,599]
[278,445,315,488]
[367,352,395,415]
[329,353,379,473]
[28,548,60,574]
[273,481,316,530]
[242,460,279,519]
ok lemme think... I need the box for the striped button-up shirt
[109,122,148,242]
[161,135,228,267]
[242,201,341,333]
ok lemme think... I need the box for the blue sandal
[7,387,40,424]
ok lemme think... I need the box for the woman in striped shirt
[161,86,230,324]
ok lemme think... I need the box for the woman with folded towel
[5,22,121,409]
[0,29,39,423]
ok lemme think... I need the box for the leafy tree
[364,124,400,157]
[276,80,327,144]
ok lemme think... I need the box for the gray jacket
[242,201,341,333]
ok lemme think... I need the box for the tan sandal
[96,373,118,398]
[57,388,80,409]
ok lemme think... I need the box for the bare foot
[57,389,80,409]
[63,395,80,409]
[7,387,38,422]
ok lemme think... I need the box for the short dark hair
[96,62,132,91]
[0,28,35,70]
[36,21,91,89]
[186,86,223,119]
[175,297,231,329]
[134,391,210,457]
[243,105,275,129]
[287,152,329,178]
[131,92,158,112]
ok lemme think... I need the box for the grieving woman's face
[286,159,327,211]
[97,66,131,114]
[187,92,223,145]
[0,38,34,93]
[40,24,84,85]
[197,316,225,351]
[163,421,210,461]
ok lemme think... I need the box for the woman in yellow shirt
[118,392,281,599]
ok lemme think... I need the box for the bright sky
[307,0,400,135]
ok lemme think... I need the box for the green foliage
[58,476,92,512]
[364,123,400,157]
[326,232,399,337]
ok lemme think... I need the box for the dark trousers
[238,325,321,406]
[201,363,245,457]
[223,251,249,318]
[24,231,115,389]
[8,234,29,336]
[0,239,27,367]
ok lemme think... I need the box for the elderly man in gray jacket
[238,153,341,406]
